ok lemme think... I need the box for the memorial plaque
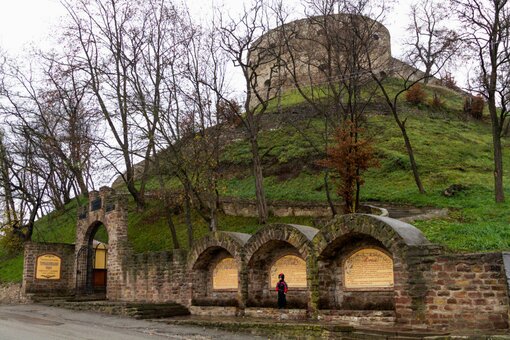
[270,255,307,288]
[36,254,61,280]
[213,257,238,290]
[343,248,394,290]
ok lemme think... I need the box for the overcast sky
[0,0,465,88]
[0,0,407,54]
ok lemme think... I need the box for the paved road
[0,304,260,339]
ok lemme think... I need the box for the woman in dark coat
[275,273,288,309]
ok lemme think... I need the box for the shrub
[463,95,484,120]
[405,83,427,105]
[441,72,459,91]
[430,92,444,110]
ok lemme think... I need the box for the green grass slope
[2,82,510,283]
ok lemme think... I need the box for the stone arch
[74,187,130,300]
[312,214,430,316]
[188,231,250,308]
[76,220,110,296]
[244,224,318,309]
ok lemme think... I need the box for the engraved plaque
[213,257,238,290]
[343,248,394,290]
[36,254,61,280]
[270,255,307,288]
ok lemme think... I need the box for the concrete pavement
[0,304,260,339]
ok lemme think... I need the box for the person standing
[276,273,288,309]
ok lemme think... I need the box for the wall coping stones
[223,232,251,245]
[359,214,430,246]
[287,224,320,241]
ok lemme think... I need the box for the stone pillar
[105,194,130,300]
[306,251,320,319]
[238,258,248,315]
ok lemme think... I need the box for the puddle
[0,312,64,326]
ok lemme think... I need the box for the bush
[405,83,427,105]
[430,92,444,110]
[441,72,459,91]
[463,95,484,120]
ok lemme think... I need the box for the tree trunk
[126,180,145,211]
[184,192,194,248]
[250,136,268,224]
[400,124,425,194]
[324,171,337,217]
[166,206,180,249]
[488,101,505,202]
[209,208,217,232]
[153,145,180,249]
[423,64,432,85]
[73,171,89,198]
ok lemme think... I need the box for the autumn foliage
[405,83,427,105]
[319,121,379,214]
[463,95,485,120]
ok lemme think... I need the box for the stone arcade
[22,188,510,331]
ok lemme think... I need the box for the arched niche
[191,246,240,307]
[247,240,308,308]
[244,224,317,309]
[316,233,395,311]
[313,214,430,312]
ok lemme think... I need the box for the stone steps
[126,303,191,319]
[41,300,190,319]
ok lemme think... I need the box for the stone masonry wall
[0,283,26,304]
[120,250,190,306]
[424,253,509,330]
[22,242,75,296]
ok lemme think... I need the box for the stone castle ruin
[22,188,510,331]
[249,13,437,107]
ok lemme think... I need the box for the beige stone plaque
[36,254,61,280]
[213,257,238,290]
[270,255,307,288]
[343,248,394,290]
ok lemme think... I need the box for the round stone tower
[249,14,392,106]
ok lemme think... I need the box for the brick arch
[188,231,250,309]
[188,231,250,270]
[244,224,319,264]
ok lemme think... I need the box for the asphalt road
[0,304,260,340]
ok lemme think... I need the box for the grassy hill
[2,82,510,283]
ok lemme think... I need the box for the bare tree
[62,0,162,210]
[216,0,283,224]
[405,0,461,84]
[453,0,510,203]
[0,54,97,210]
